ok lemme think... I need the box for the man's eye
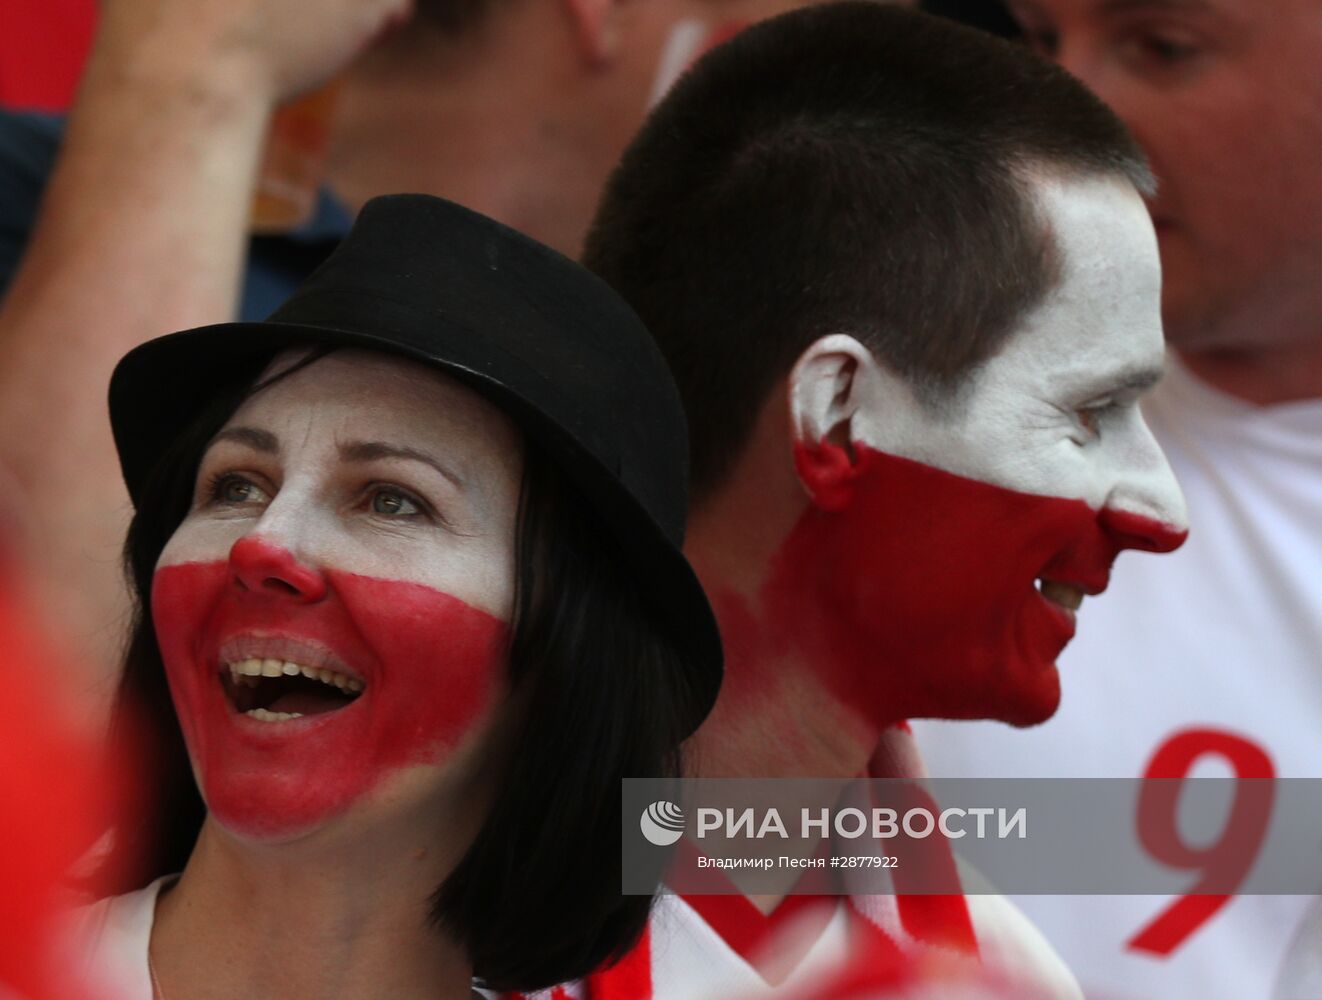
[1076,399,1120,438]
[1118,30,1203,70]
[371,488,422,517]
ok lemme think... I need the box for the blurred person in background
[0,0,815,716]
[914,2,1322,998]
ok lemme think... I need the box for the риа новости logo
[640,800,685,846]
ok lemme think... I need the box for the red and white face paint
[152,351,522,840]
[780,175,1188,726]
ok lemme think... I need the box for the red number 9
[1127,728,1275,956]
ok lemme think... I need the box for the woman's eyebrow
[339,440,467,491]
[208,426,279,454]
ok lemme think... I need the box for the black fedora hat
[108,193,721,733]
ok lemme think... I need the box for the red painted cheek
[721,444,1143,729]
[152,562,507,839]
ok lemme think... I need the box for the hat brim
[109,319,722,735]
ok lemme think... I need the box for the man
[0,0,814,708]
[573,5,1188,996]
[913,3,1322,998]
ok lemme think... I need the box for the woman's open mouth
[220,658,365,722]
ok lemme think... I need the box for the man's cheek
[780,444,1099,724]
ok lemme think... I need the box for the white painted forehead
[1029,171,1162,302]
[245,348,504,420]
[228,348,524,464]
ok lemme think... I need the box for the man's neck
[681,504,890,779]
[683,618,883,782]
[1178,337,1322,406]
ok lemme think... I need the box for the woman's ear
[561,0,621,67]
[788,335,875,512]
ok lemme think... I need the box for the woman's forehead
[228,348,523,464]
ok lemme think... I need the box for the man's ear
[561,0,621,67]
[788,335,876,511]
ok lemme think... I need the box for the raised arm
[0,0,410,699]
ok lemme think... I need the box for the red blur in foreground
[769,910,1055,1000]
[0,551,128,1000]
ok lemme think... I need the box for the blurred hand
[91,0,416,105]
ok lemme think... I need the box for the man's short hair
[583,2,1152,502]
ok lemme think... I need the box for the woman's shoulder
[61,875,176,1000]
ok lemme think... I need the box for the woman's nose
[228,535,328,602]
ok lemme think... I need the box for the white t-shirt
[65,877,172,1000]
[517,880,1081,999]
[914,357,1322,999]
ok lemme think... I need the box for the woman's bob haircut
[108,345,696,990]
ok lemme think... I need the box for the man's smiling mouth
[220,658,365,721]
[1036,578,1085,612]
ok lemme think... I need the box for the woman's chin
[202,779,351,844]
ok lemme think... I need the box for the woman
[79,194,722,999]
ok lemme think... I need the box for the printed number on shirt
[1127,727,1275,957]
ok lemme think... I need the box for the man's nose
[1099,505,1187,554]
[1100,438,1190,554]
[229,535,327,602]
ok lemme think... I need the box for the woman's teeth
[246,707,303,722]
[1038,579,1085,611]
[227,657,364,694]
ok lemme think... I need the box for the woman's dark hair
[106,348,694,991]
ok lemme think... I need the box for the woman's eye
[371,488,422,517]
[209,474,269,506]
